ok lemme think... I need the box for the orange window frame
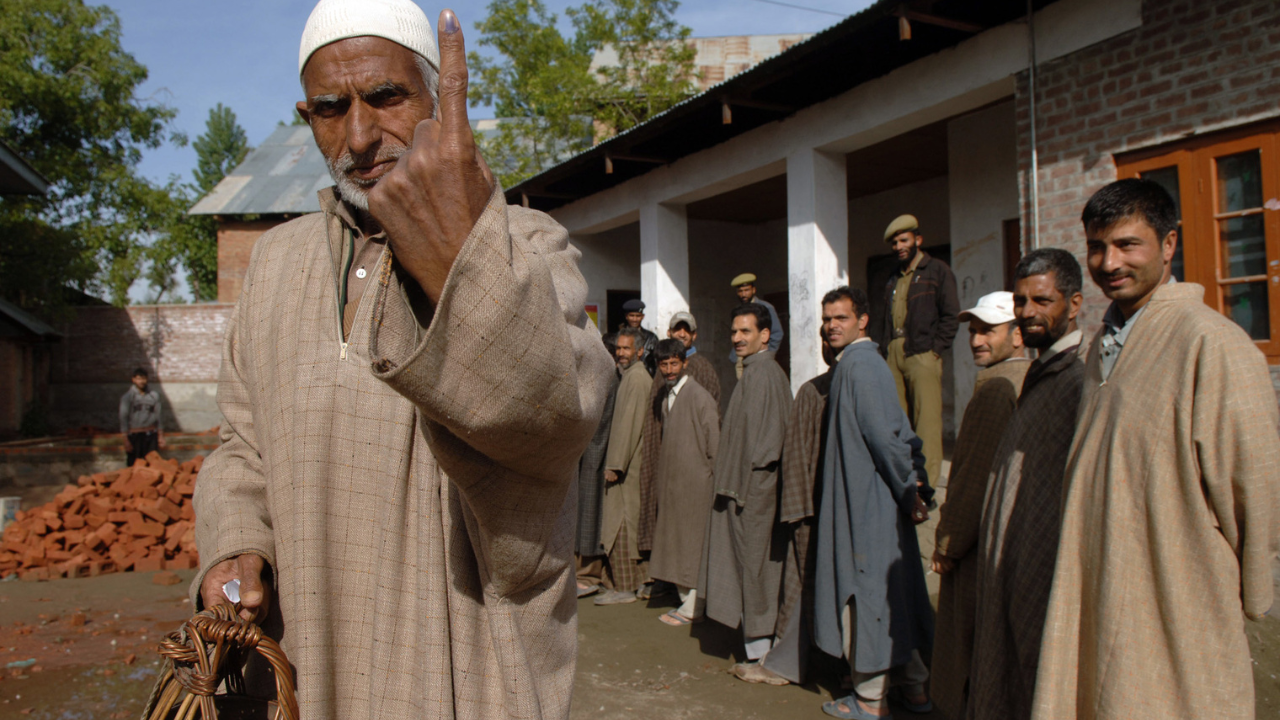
[1116,119,1280,362]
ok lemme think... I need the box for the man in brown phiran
[967,249,1085,720]
[929,290,1028,720]
[1032,179,1280,720]
[191,1,614,718]
[637,311,720,590]
[648,339,720,626]
[701,303,793,674]
[597,326,653,606]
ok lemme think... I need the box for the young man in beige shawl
[929,290,1029,720]
[967,249,1086,720]
[192,2,613,717]
[1032,179,1280,720]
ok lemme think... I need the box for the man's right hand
[199,554,271,622]
[930,550,955,575]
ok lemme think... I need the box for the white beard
[324,143,409,211]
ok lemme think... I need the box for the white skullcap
[299,0,440,77]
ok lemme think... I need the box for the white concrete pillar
[787,148,849,393]
[639,202,690,335]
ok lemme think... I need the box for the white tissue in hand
[223,578,241,604]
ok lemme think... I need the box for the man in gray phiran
[929,291,1029,720]
[701,303,793,672]
[576,338,620,598]
[966,249,1085,720]
[190,1,613,718]
[814,287,933,720]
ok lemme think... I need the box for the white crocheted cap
[299,0,440,77]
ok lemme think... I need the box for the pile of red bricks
[0,453,203,581]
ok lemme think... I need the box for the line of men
[577,177,1279,720]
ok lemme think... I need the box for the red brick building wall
[217,219,280,304]
[1015,0,1280,326]
[52,304,232,385]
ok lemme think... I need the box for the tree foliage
[0,0,178,318]
[470,0,697,187]
[152,103,249,302]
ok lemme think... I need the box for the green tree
[575,0,697,134]
[470,0,697,187]
[0,0,178,318]
[151,103,250,302]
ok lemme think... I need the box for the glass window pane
[1224,281,1270,340]
[1140,166,1184,281]
[1217,150,1263,213]
[1219,214,1267,278]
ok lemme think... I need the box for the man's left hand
[158,435,167,450]
[367,8,495,305]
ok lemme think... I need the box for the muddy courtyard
[2,561,1279,719]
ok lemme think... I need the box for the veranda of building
[509,0,1280,434]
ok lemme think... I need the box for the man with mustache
[191,1,613,717]
[870,215,959,510]
[967,249,1084,720]
[929,291,1029,720]
[597,327,653,606]
[648,339,720,625]
[702,303,793,674]
[637,311,719,598]
[1033,180,1280,720]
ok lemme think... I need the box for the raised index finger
[437,9,472,143]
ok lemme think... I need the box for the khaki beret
[883,214,919,241]
[730,273,757,287]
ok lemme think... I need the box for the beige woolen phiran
[192,185,614,720]
[1032,282,1280,720]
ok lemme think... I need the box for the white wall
[947,102,1020,432]
[573,223,641,331]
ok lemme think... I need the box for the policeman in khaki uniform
[870,215,959,505]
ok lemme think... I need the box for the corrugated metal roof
[0,140,50,196]
[188,125,330,216]
[0,297,61,338]
[510,0,1055,212]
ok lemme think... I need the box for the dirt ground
[2,558,1280,719]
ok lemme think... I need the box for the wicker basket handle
[142,603,298,720]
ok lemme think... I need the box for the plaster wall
[573,223,641,332]
[947,102,1020,431]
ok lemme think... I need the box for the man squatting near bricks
[191,1,613,718]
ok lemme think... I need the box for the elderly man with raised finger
[189,1,613,718]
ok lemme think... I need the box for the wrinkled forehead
[301,36,421,93]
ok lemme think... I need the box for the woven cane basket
[141,603,298,720]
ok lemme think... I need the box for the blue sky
[108,0,869,186]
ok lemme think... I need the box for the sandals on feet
[659,609,696,626]
[822,695,892,720]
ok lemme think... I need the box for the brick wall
[1015,0,1280,327]
[217,219,281,304]
[52,304,232,385]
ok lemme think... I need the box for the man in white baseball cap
[929,290,1029,719]
[191,2,613,718]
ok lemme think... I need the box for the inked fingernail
[442,11,459,34]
